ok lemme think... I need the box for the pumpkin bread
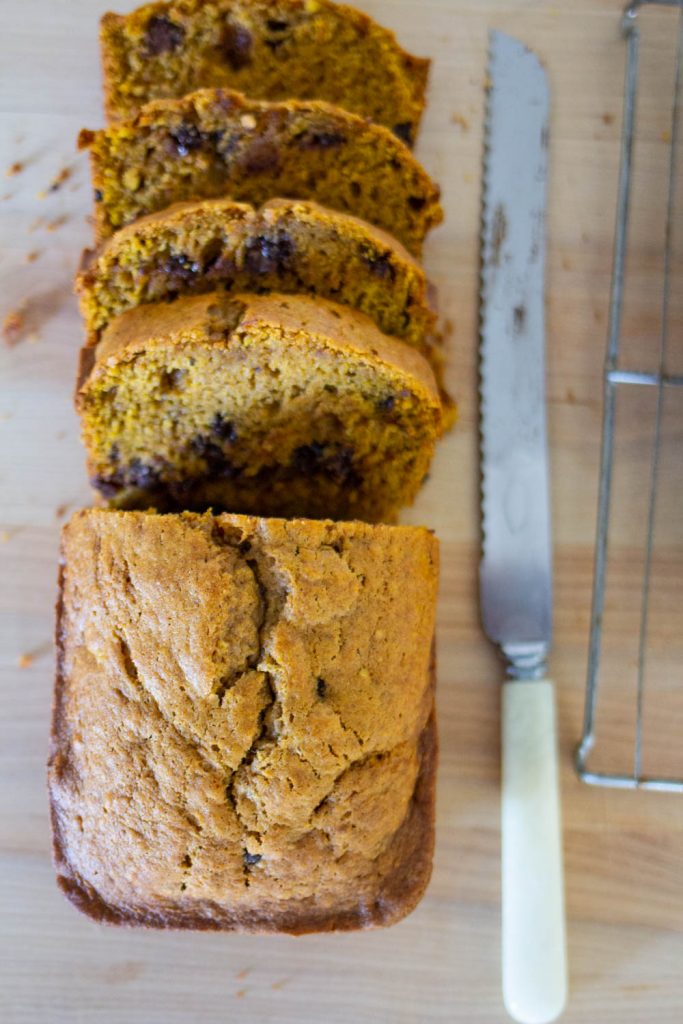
[77,292,443,520]
[101,0,429,145]
[50,508,438,931]
[76,197,437,359]
[79,88,443,252]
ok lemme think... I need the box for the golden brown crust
[86,291,441,403]
[75,292,443,521]
[101,197,421,259]
[74,197,435,353]
[49,716,437,932]
[100,0,429,140]
[49,510,438,932]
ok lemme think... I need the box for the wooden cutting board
[1,1,681,1021]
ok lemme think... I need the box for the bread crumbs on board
[46,215,68,232]
[2,304,27,347]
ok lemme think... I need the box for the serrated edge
[478,32,550,587]
[478,30,501,570]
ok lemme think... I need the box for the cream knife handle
[502,680,567,1024]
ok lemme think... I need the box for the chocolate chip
[243,233,293,274]
[266,18,289,31]
[316,677,327,698]
[127,459,161,490]
[91,458,161,497]
[93,188,103,202]
[243,851,262,866]
[242,140,281,174]
[293,443,361,488]
[167,124,204,157]
[296,131,346,150]
[159,252,201,283]
[191,436,238,478]
[292,442,326,475]
[207,129,226,148]
[210,414,237,443]
[362,250,396,281]
[145,14,185,56]
[324,446,361,488]
[220,21,253,70]
[238,539,252,554]
[393,122,414,146]
[408,196,426,211]
[377,395,396,413]
[91,474,122,499]
[108,443,120,464]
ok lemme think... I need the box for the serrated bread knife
[479,31,567,1024]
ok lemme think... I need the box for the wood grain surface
[1,1,682,1022]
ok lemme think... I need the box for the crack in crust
[49,510,438,932]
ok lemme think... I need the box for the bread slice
[76,197,436,353]
[79,88,443,252]
[50,508,438,932]
[77,292,443,520]
[101,0,429,144]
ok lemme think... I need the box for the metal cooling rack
[576,0,683,791]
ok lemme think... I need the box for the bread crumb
[25,250,41,264]
[483,74,493,91]
[271,978,290,991]
[451,112,469,131]
[235,968,251,981]
[0,530,10,544]
[29,217,44,233]
[48,166,72,193]
[46,215,68,232]
[438,318,455,346]
[17,640,52,666]
[234,989,248,999]
[55,503,70,519]
[27,331,40,344]
[7,161,24,177]
[662,129,671,143]
[602,113,615,126]
[2,304,27,347]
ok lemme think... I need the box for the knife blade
[479,31,567,1024]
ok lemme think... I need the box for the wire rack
[576,0,683,791]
